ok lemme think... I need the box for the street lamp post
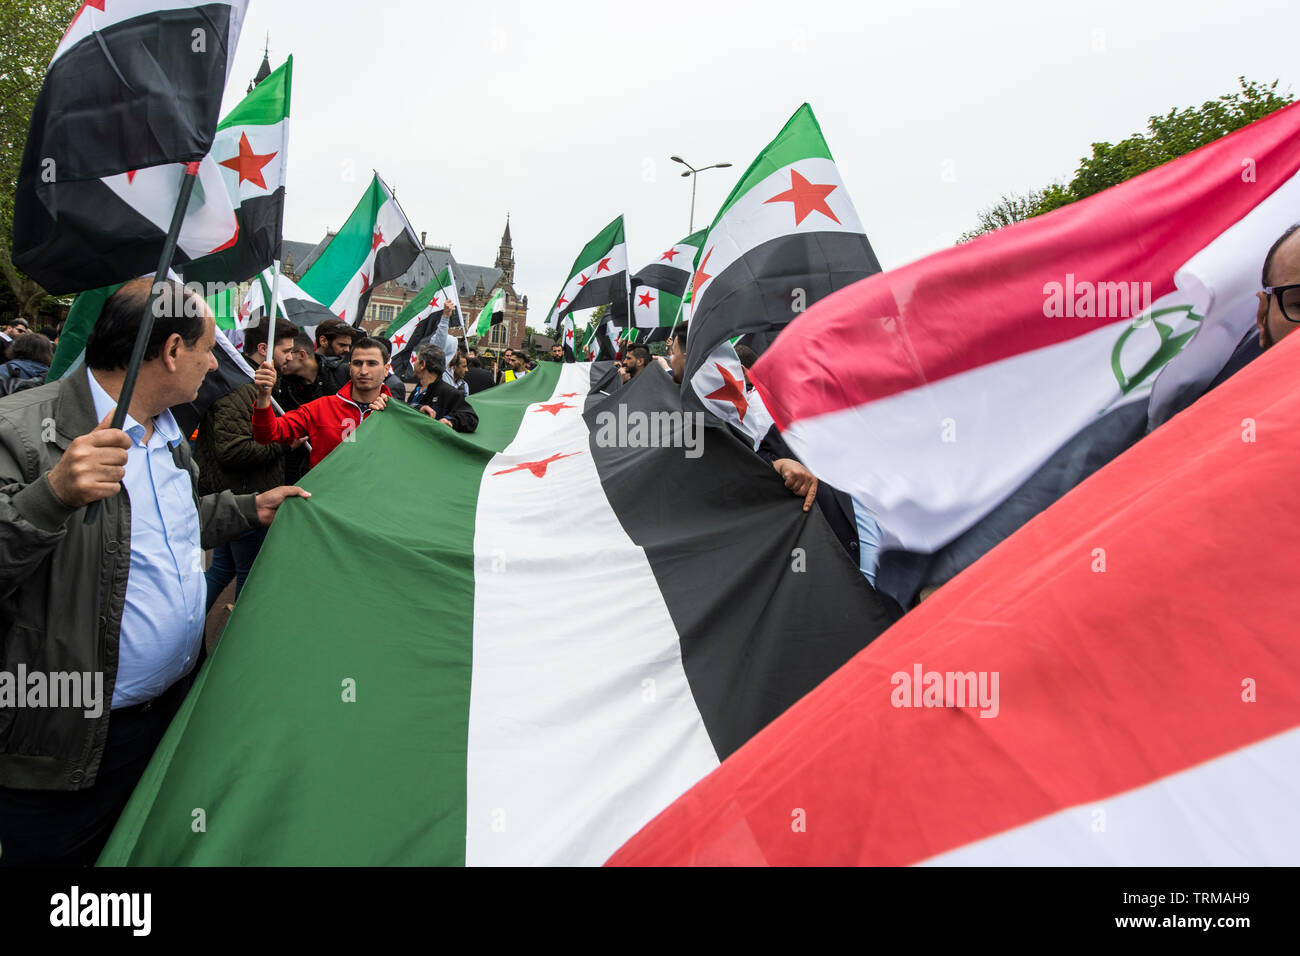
[671,155,732,233]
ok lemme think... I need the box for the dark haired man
[443,350,471,400]
[463,354,495,395]
[0,278,308,866]
[252,335,393,465]
[311,318,358,396]
[621,344,650,382]
[314,318,357,358]
[550,342,565,363]
[276,330,323,483]
[410,346,478,433]
[195,318,299,609]
[666,324,689,384]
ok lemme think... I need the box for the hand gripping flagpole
[85,162,200,524]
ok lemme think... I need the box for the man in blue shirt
[0,278,309,866]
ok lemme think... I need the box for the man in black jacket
[409,346,478,433]
[463,356,495,395]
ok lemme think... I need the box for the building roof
[284,233,505,299]
[278,239,319,273]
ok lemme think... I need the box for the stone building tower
[494,217,515,288]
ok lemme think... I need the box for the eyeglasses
[1263,283,1300,324]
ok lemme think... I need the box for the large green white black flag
[100,362,891,866]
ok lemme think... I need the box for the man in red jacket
[252,336,393,467]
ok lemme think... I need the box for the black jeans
[0,675,189,867]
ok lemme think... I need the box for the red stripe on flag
[609,332,1300,866]
[752,101,1300,432]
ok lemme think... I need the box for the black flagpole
[84,162,199,524]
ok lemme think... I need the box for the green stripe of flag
[297,175,386,306]
[99,366,564,865]
[217,55,292,130]
[48,283,125,380]
[474,286,506,337]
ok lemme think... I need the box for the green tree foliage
[960,78,1294,242]
[957,190,1050,243]
[0,0,81,319]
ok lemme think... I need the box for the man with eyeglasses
[1258,222,1300,350]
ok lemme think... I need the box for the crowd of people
[1,222,1298,867]
[0,317,59,398]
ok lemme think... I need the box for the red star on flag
[492,452,581,478]
[125,170,138,184]
[596,257,613,273]
[429,294,441,309]
[557,296,568,309]
[577,273,589,288]
[533,402,574,416]
[392,333,407,348]
[371,227,385,251]
[763,169,841,226]
[359,272,371,294]
[637,291,655,308]
[660,248,679,262]
[705,363,749,421]
[692,247,714,302]
[558,392,579,398]
[563,327,574,342]
[219,132,278,190]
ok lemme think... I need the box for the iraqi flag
[683,103,881,384]
[387,266,462,378]
[751,99,1300,608]
[609,331,1300,866]
[297,173,422,326]
[12,0,250,294]
[182,54,293,284]
[98,362,891,866]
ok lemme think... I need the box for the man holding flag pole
[0,0,312,866]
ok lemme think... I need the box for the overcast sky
[221,0,1300,313]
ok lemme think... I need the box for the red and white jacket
[251,381,392,468]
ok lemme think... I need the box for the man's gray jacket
[0,365,258,791]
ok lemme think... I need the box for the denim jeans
[204,524,268,612]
